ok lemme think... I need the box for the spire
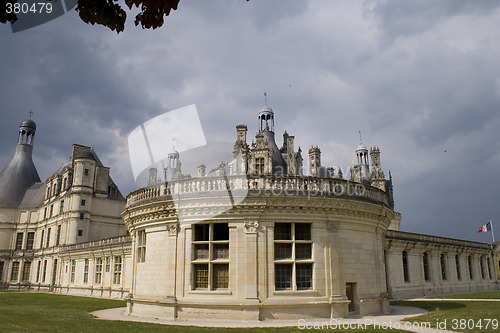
[0,119,41,208]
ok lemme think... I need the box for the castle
[0,106,498,321]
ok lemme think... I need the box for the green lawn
[0,291,405,332]
[429,290,500,299]
[397,299,500,333]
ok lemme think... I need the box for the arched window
[402,251,410,282]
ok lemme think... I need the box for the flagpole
[491,220,495,243]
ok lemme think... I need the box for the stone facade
[0,109,499,322]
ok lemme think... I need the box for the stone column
[243,220,261,320]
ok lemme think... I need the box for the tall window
[440,253,447,281]
[0,261,4,281]
[55,225,61,246]
[15,233,24,250]
[10,262,20,281]
[59,200,64,214]
[49,205,54,217]
[455,254,461,281]
[36,261,41,282]
[113,256,122,284]
[423,252,430,281]
[42,260,47,283]
[70,260,76,283]
[402,251,410,282]
[26,232,34,250]
[274,223,313,291]
[94,258,102,284]
[487,258,493,280]
[137,230,146,263]
[255,157,265,174]
[480,257,486,279]
[468,255,474,280]
[39,230,44,249]
[192,223,229,290]
[46,228,51,248]
[83,259,89,283]
[22,261,31,281]
[105,257,110,272]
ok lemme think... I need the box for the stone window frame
[10,261,20,281]
[137,230,146,263]
[273,222,313,291]
[83,259,89,284]
[46,228,51,248]
[113,256,122,285]
[15,232,24,251]
[402,251,410,283]
[487,257,493,280]
[70,260,76,283]
[480,257,486,279]
[422,252,431,282]
[455,254,461,281]
[55,225,61,246]
[440,253,447,281]
[22,261,31,282]
[26,232,35,250]
[468,255,474,280]
[94,258,103,284]
[191,223,230,291]
[255,157,265,174]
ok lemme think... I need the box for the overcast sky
[1,0,500,243]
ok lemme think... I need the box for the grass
[395,292,500,333]
[0,291,406,333]
[429,290,500,299]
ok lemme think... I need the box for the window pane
[194,224,209,241]
[275,264,292,290]
[275,243,292,260]
[194,244,209,260]
[213,223,229,241]
[213,243,229,260]
[274,223,291,240]
[213,264,229,289]
[295,243,312,260]
[296,264,312,290]
[295,223,311,240]
[194,264,209,289]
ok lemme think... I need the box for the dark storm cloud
[1,1,500,242]
[366,0,500,44]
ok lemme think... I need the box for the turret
[309,146,321,177]
[0,119,41,208]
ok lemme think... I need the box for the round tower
[0,119,41,208]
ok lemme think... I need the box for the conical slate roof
[0,119,41,208]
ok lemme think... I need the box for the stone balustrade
[126,174,390,208]
[60,235,131,252]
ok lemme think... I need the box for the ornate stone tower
[0,119,41,208]
[308,146,321,177]
[248,106,287,175]
[369,147,386,191]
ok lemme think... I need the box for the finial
[172,138,176,151]
[28,110,33,118]
[264,92,267,106]
[359,130,362,145]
